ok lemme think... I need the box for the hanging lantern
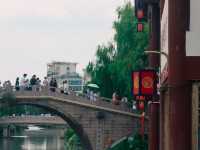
[135,0,148,21]
[132,70,157,98]
[138,101,145,110]
[137,23,144,32]
[137,10,144,19]
[136,96,145,100]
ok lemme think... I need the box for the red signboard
[141,71,155,95]
[132,70,157,97]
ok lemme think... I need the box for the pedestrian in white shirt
[43,77,49,89]
[20,74,28,90]
[90,91,94,101]
[93,93,97,101]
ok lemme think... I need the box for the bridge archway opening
[5,102,93,150]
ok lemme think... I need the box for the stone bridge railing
[0,87,138,117]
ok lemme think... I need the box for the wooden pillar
[148,2,160,150]
[148,101,160,150]
[148,3,160,69]
[168,0,191,149]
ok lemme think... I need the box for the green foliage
[128,133,148,150]
[64,128,83,150]
[108,133,148,150]
[88,43,115,97]
[1,92,16,104]
[86,2,149,99]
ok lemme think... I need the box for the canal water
[0,126,65,150]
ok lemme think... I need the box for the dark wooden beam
[186,56,200,80]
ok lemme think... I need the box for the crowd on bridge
[0,74,59,93]
[0,74,137,110]
[15,74,59,92]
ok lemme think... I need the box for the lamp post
[144,50,167,150]
[144,51,168,59]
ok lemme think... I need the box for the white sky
[0,0,125,84]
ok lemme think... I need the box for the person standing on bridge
[53,79,58,90]
[42,77,49,91]
[50,78,57,92]
[43,77,49,87]
[36,78,41,91]
[112,92,120,105]
[15,77,20,91]
[30,75,37,91]
[93,92,97,101]
[89,90,94,101]
[20,74,28,91]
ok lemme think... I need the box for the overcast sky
[0,0,126,83]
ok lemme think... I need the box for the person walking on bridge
[50,78,57,92]
[36,78,41,91]
[30,75,37,91]
[43,77,49,87]
[20,74,28,90]
[15,77,20,91]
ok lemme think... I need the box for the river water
[0,126,65,150]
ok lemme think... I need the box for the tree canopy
[86,2,149,100]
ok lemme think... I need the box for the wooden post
[168,0,191,149]
[148,2,160,150]
[148,101,160,150]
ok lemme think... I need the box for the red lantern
[136,96,145,100]
[135,0,148,21]
[137,23,144,32]
[137,10,144,19]
[139,101,144,110]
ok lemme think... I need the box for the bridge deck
[0,88,140,117]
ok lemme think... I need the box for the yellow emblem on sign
[142,77,153,88]
[134,76,139,88]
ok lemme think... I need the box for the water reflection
[0,128,65,150]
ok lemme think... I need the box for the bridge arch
[7,101,93,150]
[0,90,142,150]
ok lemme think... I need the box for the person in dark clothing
[53,79,57,88]
[30,75,37,85]
[15,77,20,91]
[29,75,37,90]
[50,78,56,92]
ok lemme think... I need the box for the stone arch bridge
[0,89,147,150]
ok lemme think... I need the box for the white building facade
[186,0,200,56]
[47,61,83,92]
